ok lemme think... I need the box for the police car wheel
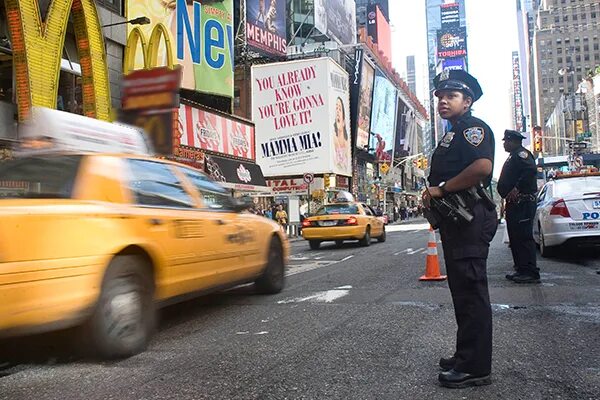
[309,240,321,250]
[539,229,555,258]
[377,227,386,243]
[85,256,155,359]
[255,238,285,294]
[359,227,371,247]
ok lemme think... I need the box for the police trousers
[439,202,498,375]
[506,201,539,278]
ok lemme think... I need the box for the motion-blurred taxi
[301,195,386,249]
[0,108,288,359]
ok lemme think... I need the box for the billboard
[356,57,375,150]
[246,0,287,57]
[314,0,357,46]
[126,0,234,98]
[178,103,256,160]
[441,3,460,29]
[437,27,467,59]
[442,58,466,70]
[370,71,397,163]
[367,5,392,62]
[251,58,352,176]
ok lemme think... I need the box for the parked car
[533,173,600,256]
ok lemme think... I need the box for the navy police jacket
[497,146,537,198]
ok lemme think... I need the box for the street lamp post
[102,16,150,28]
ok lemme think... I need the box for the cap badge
[440,69,450,81]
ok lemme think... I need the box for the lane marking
[394,248,412,255]
[277,289,350,304]
[408,248,425,255]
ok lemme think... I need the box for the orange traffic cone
[419,226,447,281]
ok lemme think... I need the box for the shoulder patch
[463,127,485,147]
[518,151,528,159]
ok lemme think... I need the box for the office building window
[96,0,122,16]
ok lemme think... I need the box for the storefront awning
[205,154,270,192]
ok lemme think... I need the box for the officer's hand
[506,188,519,203]
[422,187,443,208]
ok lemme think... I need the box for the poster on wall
[127,0,234,97]
[370,71,397,163]
[251,58,351,177]
[245,0,287,57]
[178,104,256,160]
[356,58,375,150]
[314,0,357,46]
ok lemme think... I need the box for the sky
[389,0,520,178]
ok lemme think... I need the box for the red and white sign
[178,104,256,160]
[267,178,309,195]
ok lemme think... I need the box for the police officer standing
[497,130,540,284]
[422,69,498,388]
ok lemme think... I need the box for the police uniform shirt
[428,111,495,187]
[497,146,537,198]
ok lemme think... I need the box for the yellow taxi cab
[0,109,288,359]
[301,196,386,250]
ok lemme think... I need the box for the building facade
[533,0,600,126]
[406,55,417,94]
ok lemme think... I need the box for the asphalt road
[1,219,599,400]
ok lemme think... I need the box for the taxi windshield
[0,155,82,199]
[315,204,359,215]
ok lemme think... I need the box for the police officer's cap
[502,130,526,141]
[433,69,483,102]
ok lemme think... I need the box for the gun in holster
[475,183,497,211]
[424,190,476,229]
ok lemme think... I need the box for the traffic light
[416,157,423,168]
[324,174,331,188]
[533,126,543,153]
[423,158,428,169]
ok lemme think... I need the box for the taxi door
[177,167,257,285]
[125,159,222,299]
[362,204,384,237]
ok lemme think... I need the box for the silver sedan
[533,175,600,257]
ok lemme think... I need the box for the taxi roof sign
[17,107,153,156]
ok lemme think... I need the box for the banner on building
[367,4,392,62]
[511,52,524,132]
[370,71,397,163]
[178,103,256,160]
[314,0,357,46]
[442,58,466,70]
[126,0,234,97]
[251,58,352,177]
[350,48,364,148]
[394,101,409,158]
[440,3,460,29]
[356,58,376,150]
[437,27,467,59]
[246,0,287,57]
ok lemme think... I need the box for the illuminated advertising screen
[356,58,375,150]
[367,4,392,62]
[246,0,287,57]
[314,0,357,45]
[370,71,397,163]
[127,0,234,97]
[440,3,460,29]
[437,27,467,59]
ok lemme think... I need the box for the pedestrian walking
[497,130,540,284]
[275,204,288,231]
[422,69,497,388]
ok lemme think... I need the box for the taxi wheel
[359,227,371,247]
[255,238,285,294]
[377,227,386,243]
[309,240,321,250]
[85,256,155,359]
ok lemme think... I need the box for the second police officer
[422,69,498,388]
[497,130,540,284]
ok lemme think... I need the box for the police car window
[316,204,359,215]
[179,167,234,211]
[554,177,600,197]
[127,159,194,208]
[537,186,547,202]
[0,155,82,199]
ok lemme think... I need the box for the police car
[0,108,288,358]
[301,192,386,249]
[533,172,600,256]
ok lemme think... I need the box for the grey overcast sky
[390,0,520,178]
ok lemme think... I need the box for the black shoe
[439,356,455,371]
[512,274,541,284]
[438,369,492,388]
[505,273,517,281]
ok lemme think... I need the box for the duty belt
[508,193,537,204]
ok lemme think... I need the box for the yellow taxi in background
[0,152,288,358]
[301,201,386,249]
